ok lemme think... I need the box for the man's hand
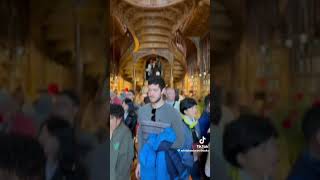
[135,163,140,179]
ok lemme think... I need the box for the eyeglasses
[151,108,156,122]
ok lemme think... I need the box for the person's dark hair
[148,76,166,90]
[302,105,320,142]
[128,90,135,96]
[212,83,222,125]
[0,133,45,180]
[180,98,197,115]
[59,90,80,106]
[40,116,87,179]
[123,98,135,113]
[110,104,124,120]
[223,114,278,168]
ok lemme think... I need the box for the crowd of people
[110,76,320,180]
[0,86,108,180]
[211,85,320,180]
[212,104,320,180]
[0,75,320,180]
[110,76,211,180]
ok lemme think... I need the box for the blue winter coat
[139,128,188,180]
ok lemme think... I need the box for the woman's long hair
[122,98,137,136]
[123,98,135,114]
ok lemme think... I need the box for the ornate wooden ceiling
[0,0,243,86]
[112,0,195,51]
[181,0,210,36]
[112,0,211,85]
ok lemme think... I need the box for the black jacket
[124,111,137,137]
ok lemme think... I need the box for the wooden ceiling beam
[135,25,172,32]
[140,43,169,49]
[128,12,176,25]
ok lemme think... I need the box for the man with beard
[135,76,185,179]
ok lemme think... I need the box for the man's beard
[151,95,162,104]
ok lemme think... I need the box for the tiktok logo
[196,136,209,150]
[199,136,206,144]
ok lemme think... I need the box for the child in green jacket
[110,104,134,180]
